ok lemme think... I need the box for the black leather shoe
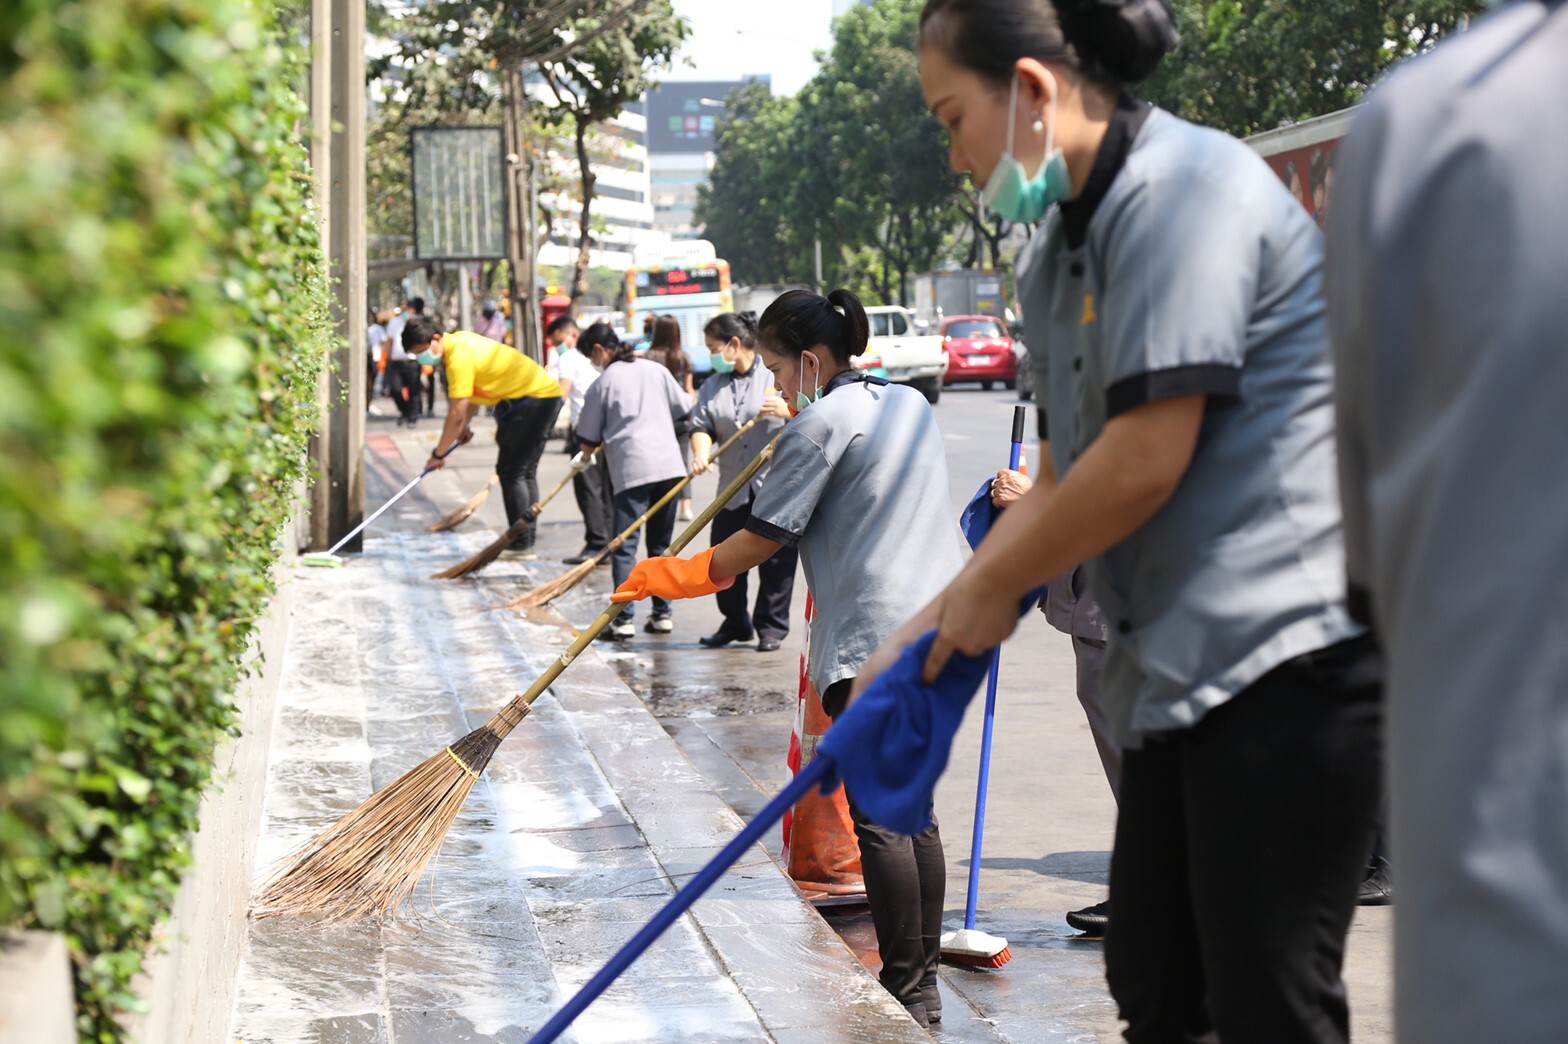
[1359,863,1393,906]
[1066,899,1109,937]
[562,547,604,566]
[756,637,783,653]
[699,629,755,648]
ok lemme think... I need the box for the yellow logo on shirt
[1081,294,1097,326]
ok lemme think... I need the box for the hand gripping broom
[504,413,765,612]
[250,437,780,922]
[939,404,1028,969]
[430,458,590,579]
[301,444,459,569]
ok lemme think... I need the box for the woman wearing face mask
[612,289,965,1027]
[573,323,694,640]
[688,312,797,652]
[854,2,1383,1042]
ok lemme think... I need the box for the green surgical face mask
[416,350,439,367]
[794,352,822,412]
[980,73,1073,225]
[709,351,736,374]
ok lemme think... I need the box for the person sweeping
[610,288,963,1028]
[402,317,562,560]
[574,322,695,641]
[852,2,1382,1041]
[690,311,796,653]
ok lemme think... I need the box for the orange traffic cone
[782,596,865,905]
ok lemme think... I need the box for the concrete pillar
[305,0,333,551]
[325,0,366,549]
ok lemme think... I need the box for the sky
[664,0,838,96]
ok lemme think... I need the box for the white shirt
[552,346,600,426]
[385,315,410,361]
[367,323,389,362]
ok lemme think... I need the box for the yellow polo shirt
[442,331,562,406]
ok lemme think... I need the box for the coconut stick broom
[426,475,498,533]
[430,459,589,579]
[250,437,779,922]
[505,414,766,611]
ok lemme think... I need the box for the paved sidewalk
[229,420,926,1043]
[345,403,1395,1043]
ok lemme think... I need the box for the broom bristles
[251,715,518,921]
[427,477,497,533]
[504,557,598,611]
[432,519,529,579]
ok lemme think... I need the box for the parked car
[865,306,948,404]
[941,315,1018,390]
[1010,321,1033,401]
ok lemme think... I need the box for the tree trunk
[570,116,596,306]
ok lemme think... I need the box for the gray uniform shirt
[1328,5,1568,1040]
[747,375,964,692]
[1019,102,1360,746]
[690,361,784,505]
[574,357,690,492]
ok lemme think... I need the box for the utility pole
[306,0,334,551]
[814,220,824,295]
[324,0,367,549]
[503,66,542,362]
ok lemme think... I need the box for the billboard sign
[411,126,508,261]
[645,78,770,154]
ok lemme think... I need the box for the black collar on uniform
[822,368,887,396]
[1058,95,1151,250]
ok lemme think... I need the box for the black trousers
[1105,635,1383,1044]
[390,359,421,421]
[825,679,945,1011]
[611,477,681,621]
[710,500,797,640]
[568,428,614,551]
[494,396,563,550]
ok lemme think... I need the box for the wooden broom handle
[493,432,781,727]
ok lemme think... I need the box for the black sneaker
[920,981,942,1023]
[756,636,783,653]
[563,547,604,566]
[1066,899,1110,937]
[607,619,634,640]
[644,614,673,634]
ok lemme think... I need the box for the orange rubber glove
[611,547,734,603]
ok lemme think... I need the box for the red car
[941,315,1018,389]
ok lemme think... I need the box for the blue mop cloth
[960,478,1049,610]
[816,630,992,835]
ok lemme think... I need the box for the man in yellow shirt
[402,317,564,558]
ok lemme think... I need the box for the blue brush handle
[964,407,1025,931]
[530,756,835,1044]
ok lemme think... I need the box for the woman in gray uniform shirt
[613,289,965,1027]
[860,1,1383,1041]
[690,312,796,652]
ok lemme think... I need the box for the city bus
[624,241,734,378]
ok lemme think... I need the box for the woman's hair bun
[1062,0,1179,85]
[738,311,759,335]
[826,289,870,358]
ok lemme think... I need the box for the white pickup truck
[864,306,949,404]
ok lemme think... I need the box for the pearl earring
[1032,114,1045,132]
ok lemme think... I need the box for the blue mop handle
[530,756,835,1044]
[322,443,458,556]
[964,406,1026,932]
